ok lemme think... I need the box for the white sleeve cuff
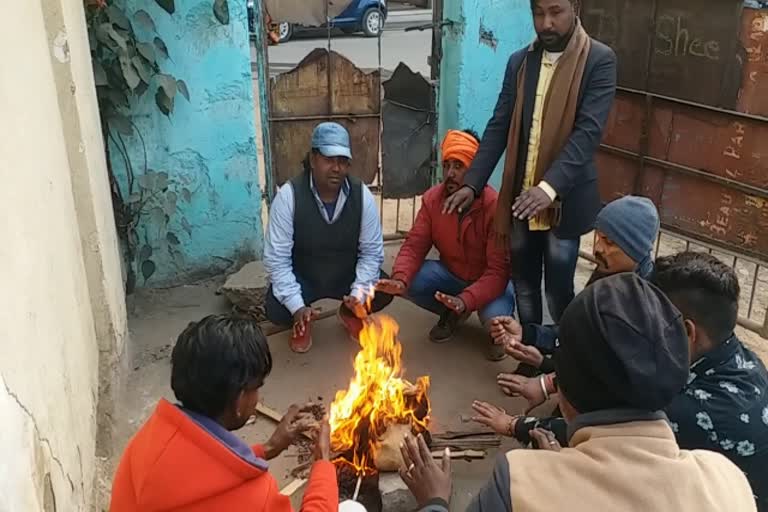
[537,181,558,201]
[284,296,306,316]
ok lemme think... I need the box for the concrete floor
[110,243,529,511]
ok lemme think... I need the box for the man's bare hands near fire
[293,307,318,338]
[435,292,466,315]
[263,402,321,459]
[400,434,452,507]
[375,278,407,296]
[343,295,368,319]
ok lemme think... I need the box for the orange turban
[441,130,479,169]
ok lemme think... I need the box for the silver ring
[406,462,415,473]
[548,441,557,446]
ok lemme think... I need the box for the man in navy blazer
[444,0,617,336]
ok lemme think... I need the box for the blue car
[276,0,387,42]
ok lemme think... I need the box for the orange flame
[329,314,430,475]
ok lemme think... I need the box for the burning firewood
[329,315,431,476]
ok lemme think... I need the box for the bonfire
[329,314,431,476]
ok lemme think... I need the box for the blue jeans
[406,260,516,325]
[510,224,580,325]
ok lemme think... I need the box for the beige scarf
[495,21,591,240]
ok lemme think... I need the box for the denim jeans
[510,225,580,325]
[265,270,393,326]
[406,260,516,325]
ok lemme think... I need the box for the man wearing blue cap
[264,122,392,353]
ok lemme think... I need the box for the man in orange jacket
[377,129,513,360]
[110,314,339,512]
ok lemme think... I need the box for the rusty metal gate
[581,0,768,336]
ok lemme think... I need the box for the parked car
[275,0,388,42]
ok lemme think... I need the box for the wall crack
[1,371,77,494]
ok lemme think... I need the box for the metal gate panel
[582,0,744,107]
[269,48,380,187]
[381,63,436,199]
[738,8,768,116]
[599,89,768,261]
[582,0,768,264]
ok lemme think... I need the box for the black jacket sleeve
[465,453,513,511]
[522,323,560,354]
[513,416,569,446]
[464,50,526,194]
[542,45,617,198]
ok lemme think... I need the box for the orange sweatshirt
[110,399,338,512]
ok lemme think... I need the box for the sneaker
[290,324,313,353]
[429,310,469,343]
[337,305,363,341]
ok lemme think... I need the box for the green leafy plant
[84,0,229,292]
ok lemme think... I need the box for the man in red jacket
[377,130,513,360]
[110,314,339,512]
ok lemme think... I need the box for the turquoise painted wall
[438,0,535,189]
[111,0,263,287]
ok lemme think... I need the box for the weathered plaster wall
[42,0,130,457]
[438,0,534,188]
[113,0,263,287]
[0,0,128,508]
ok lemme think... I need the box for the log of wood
[432,427,496,439]
[430,437,501,450]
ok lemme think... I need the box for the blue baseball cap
[311,122,352,160]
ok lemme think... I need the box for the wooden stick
[280,478,307,496]
[431,449,486,460]
[430,438,501,450]
[255,402,284,422]
[432,428,496,439]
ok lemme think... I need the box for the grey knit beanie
[596,196,660,270]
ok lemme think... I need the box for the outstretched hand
[376,278,407,296]
[293,307,318,338]
[496,374,547,413]
[399,434,452,507]
[505,341,545,369]
[343,295,368,319]
[263,402,321,459]
[435,292,466,315]
[471,401,517,436]
[489,316,523,345]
